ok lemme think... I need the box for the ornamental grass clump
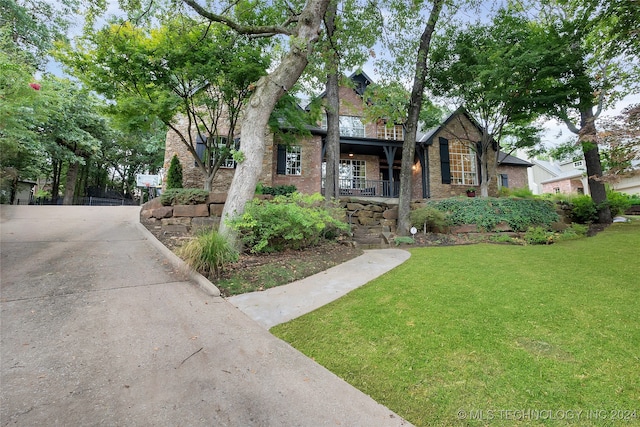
[177,230,238,278]
[228,192,348,253]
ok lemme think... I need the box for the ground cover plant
[272,220,640,426]
[424,197,559,231]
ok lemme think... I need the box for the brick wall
[497,165,530,190]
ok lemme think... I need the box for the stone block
[173,204,209,217]
[450,224,478,233]
[380,219,396,228]
[383,207,399,219]
[142,197,164,210]
[140,209,154,219]
[365,204,385,212]
[152,206,173,219]
[358,216,380,226]
[358,210,373,218]
[208,192,227,204]
[209,203,224,217]
[346,203,365,211]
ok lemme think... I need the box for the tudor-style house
[163,72,530,199]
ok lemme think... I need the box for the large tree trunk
[397,0,444,235]
[63,161,80,205]
[580,108,612,224]
[217,0,330,243]
[323,0,340,201]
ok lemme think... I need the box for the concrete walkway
[1,206,412,426]
[228,249,410,329]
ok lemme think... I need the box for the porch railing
[322,179,400,198]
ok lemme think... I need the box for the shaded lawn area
[272,221,640,426]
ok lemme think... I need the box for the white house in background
[527,158,640,196]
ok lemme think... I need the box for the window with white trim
[376,122,403,141]
[449,140,478,185]
[339,116,365,137]
[339,159,366,189]
[285,146,302,175]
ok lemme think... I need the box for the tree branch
[181,0,295,36]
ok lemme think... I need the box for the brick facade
[163,76,525,201]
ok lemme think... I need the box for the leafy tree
[33,76,110,204]
[520,0,640,223]
[57,16,270,191]
[598,104,640,182]
[177,0,332,242]
[166,155,184,190]
[428,9,553,198]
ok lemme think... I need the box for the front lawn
[272,220,640,426]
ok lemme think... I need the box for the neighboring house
[164,72,531,199]
[496,152,533,191]
[528,157,640,196]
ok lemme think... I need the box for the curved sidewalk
[1,206,412,426]
[227,249,410,329]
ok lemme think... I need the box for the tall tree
[428,9,554,198]
[527,0,640,223]
[58,17,270,191]
[180,0,332,240]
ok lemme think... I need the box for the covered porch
[321,136,428,198]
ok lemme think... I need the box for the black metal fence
[19,196,138,206]
[322,179,400,198]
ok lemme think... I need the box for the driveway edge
[134,221,221,297]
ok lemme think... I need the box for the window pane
[339,116,365,137]
[285,146,301,175]
[448,140,477,185]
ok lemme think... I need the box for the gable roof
[418,107,494,149]
[498,152,533,167]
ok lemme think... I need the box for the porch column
[383,145,397,197]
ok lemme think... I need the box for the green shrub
[228,192,349,253]
[177,230,238,278]
[524,226,554,245]
[260,184,297,196]
[160,188,210,206]
[166,154,183,189]
[394,236,415,246]
[568,195,597,224]
[410,207,448,233]
[607,190,633,216]
[425,197,558,232]
[489,234,517,244]
[556,223,589,241]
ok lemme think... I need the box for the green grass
[272,221,640,426]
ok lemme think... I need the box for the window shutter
[276,144,286,175]
[501,174,509,188]
[439,137,451,184]
[195,135,206,166]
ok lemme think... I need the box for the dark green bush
[259,184,297,196]
[160,188,210,206]
[166,154,183,189]
[228,192,349,253]
[177,230,238,278]
[607,190,633,216]
[425,198,559,232]
[568,195,597,224]
[410,206,448,233]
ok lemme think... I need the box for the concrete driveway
[0,206,410,426]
